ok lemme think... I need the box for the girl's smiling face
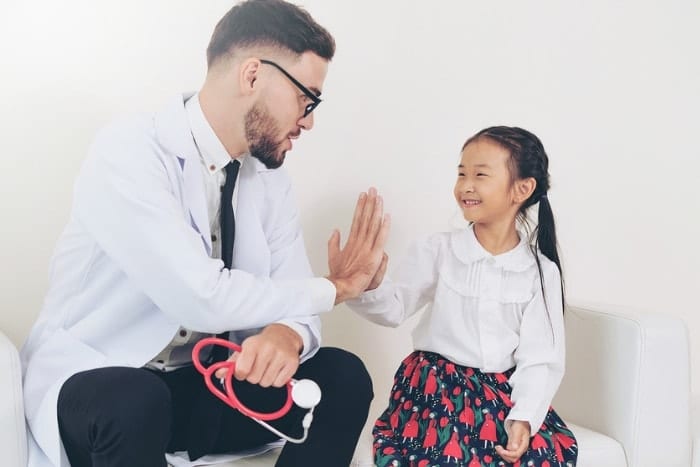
[454,138,520,225]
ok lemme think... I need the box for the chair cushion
[204,422,626,467]
[211,448,281,466]
[570,422,627,467]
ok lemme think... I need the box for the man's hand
[327,187,391,304]
[495,420,530,464]
[214,324,301,388]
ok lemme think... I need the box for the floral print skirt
[373,351,578,466]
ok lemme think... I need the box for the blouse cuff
[346,281,391,306]
[505,405,546,437]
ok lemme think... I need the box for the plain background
[1,0,699,425]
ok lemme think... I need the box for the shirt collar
[185,93,245,174]
[450,224,536,272]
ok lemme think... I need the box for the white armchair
[0,330,27,467]
[1,304,694,467]
[553,305,692,467]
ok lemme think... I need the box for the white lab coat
[20,94,334,467]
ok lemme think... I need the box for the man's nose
[298,111,314,131]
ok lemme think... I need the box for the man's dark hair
[207,0,336,68]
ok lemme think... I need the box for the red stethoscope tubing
[192,337,294,421]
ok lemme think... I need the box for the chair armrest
[0,330,27,467]
[553,304,691,467]
[350,422,374,467]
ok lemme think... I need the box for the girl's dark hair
[463,126,564,312]
[207,0,336,68]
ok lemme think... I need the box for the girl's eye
[477,173,487,177]
[457,172,465,177]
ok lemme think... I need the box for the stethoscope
[192,337,322,444]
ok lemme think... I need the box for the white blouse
[347,225,565,435]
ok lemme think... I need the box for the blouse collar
[450,224,536,272]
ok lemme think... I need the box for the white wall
[1,0,699,425]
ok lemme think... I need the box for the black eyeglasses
[260,59,322,118]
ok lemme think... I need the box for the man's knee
[311,347,374,405]
[59,367,172,441]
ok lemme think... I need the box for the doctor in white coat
[20,1,390,466]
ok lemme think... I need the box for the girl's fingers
[372,213,391,253]
[327,229,340,262]
[366,195,383,239]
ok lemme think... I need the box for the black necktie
[220,159,241,269]
[211,160,240,360]
[188,159,241,460]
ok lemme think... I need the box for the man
[20,1,390,466]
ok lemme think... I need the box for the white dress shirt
[146,93,313,370]
[347,225,565,435]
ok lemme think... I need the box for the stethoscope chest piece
[291,379,322,409]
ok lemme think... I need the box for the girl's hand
[495,420,530,463]
[366,252,388,291]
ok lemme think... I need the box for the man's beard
[244,103,285,169]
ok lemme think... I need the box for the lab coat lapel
[232,159,270,276]
[181,156,212,253]
[154,94,212,254]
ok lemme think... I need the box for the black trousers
[57,347,373,467]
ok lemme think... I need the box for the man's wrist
[265,323,303,354]
[326,276,348,305]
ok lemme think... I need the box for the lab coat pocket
[23,327,108,424]
[26,328,108,391]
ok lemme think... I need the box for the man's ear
[239,58,262,95]
[513,177,537,203]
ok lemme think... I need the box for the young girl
[348,126,578,466]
